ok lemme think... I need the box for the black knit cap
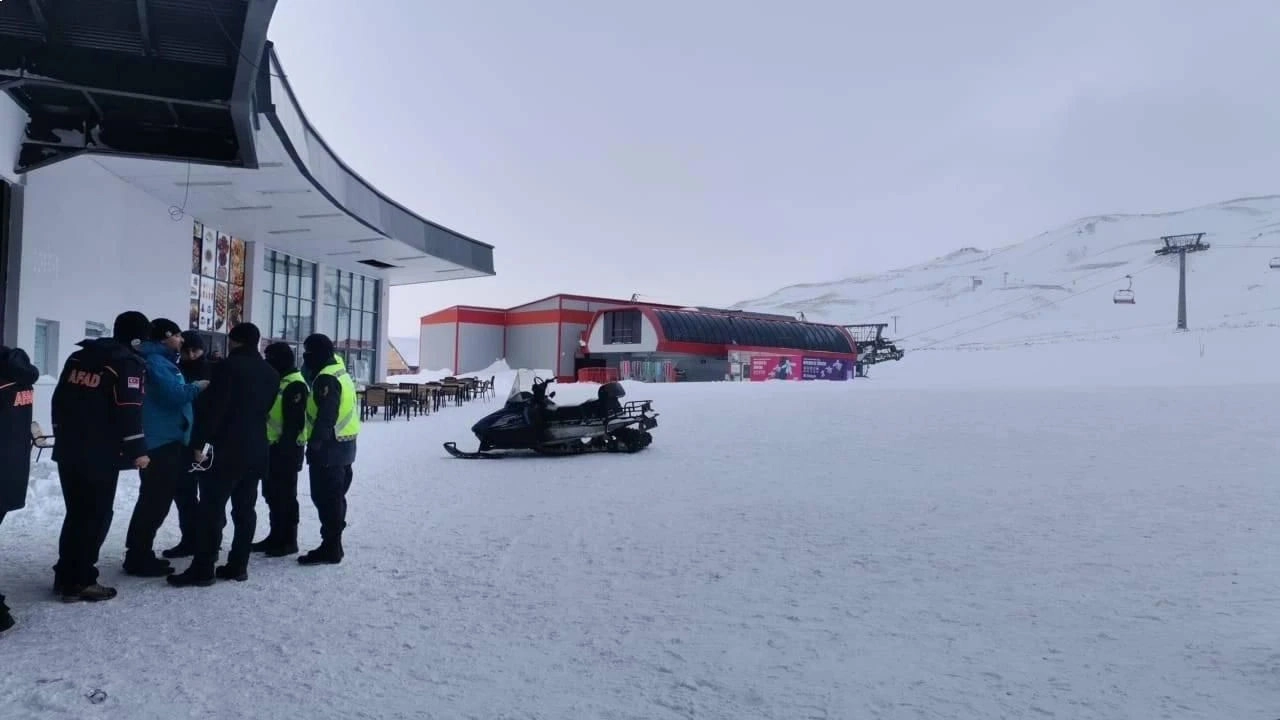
[180,330,204,352]
[150,318,182,341]
[227,322,261,347]
[263,342,296,374]
[303,333,335,355]
[113,311,151,346]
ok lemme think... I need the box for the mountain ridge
[735,195,1280,351]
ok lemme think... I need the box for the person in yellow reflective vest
[251,343,310,557]
[298,333,360,565]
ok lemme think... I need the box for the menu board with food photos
[190,220,247,332]
[191,222,204,274]
[199,276,215,331]
[188,274,201,330]
[200,224,217,278]
[231,238,245,285]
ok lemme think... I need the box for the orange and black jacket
[51,338,147,469]
[0,346,38,512]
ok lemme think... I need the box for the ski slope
[736,195,1280,365]
[2,376,1278,719]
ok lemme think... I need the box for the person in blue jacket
[122,319,208,577]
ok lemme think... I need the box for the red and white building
[420,294,859,382]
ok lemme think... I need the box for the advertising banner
[802,356,851,381]
[750,355,801,381]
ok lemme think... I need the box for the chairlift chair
[1269,257,1280,270]
[1113,275,1135,305]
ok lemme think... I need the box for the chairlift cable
[914,263,1165,350]
[894,254,1162,342]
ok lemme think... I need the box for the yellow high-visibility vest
[267,371,310,445]
[305,361,360,441]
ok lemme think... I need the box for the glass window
[323,268,337,306]
[271,295,286,340]
[336,307,351,348]
[320,267,378,377]
[33,319,51,375]
[360,311,374,347]
[300,262,315,300]
[338,272,352,310]
[286,262,300,297]
[285,296,300,341]
[299,299,314,336]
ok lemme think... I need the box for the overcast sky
[267,0,1279,337]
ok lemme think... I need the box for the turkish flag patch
[127,376,142,389]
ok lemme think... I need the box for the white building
[0,0,494,426]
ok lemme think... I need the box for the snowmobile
[443,374,658,459]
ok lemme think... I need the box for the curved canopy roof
[653,309,854,354]
[0,0,494,284]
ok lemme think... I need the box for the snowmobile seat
[598,381,626,401]
[547,383,626,422]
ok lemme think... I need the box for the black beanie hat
[150,318,182,341]
[263,342,296,373]
[180,330,205,352]
[303,333,335,356]
[113,311,151,346]
[228,322,261,347]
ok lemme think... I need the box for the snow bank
[389,358,518,384]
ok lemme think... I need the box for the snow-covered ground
[3,376,1278,719]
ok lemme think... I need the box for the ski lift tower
[1153,233,1209,331]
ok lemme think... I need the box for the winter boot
[0,596,13,633]
[166,567,216,588]
[215,564,248,582]
[249,534,277,554]
[61,583,118,603]
[122,553,173,578]
[263,527,299,558]
[297,540,343,566]
[161,540,196,559]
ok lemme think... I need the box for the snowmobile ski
[442,442,506,459]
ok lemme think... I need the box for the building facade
[0,2,494,425]
[420,294,858,382]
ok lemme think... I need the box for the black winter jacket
[190,345,278,472]
[51,338,147,470]
[0,346,39,512]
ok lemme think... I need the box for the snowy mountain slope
[736,195,1280,352]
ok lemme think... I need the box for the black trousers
[124,442,187,558]
[0,510,7,608]
[262,455,300,534]
[192,462,261,572]
[172,466,199,544]
[309,464,353,543]
[54,463,120,588]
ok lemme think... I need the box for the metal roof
[653,309,855,354]
[0,0,273,173]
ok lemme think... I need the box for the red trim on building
[555,296,563,380]
[421,305,506,325]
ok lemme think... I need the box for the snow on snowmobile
[443,374,658,459]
